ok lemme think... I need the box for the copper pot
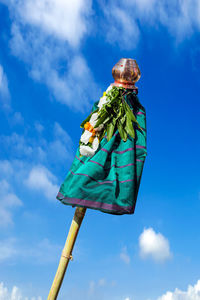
[112,58,141,90]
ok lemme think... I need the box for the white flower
[80,137,100,157]
[98,96,108,110]
[80,145,96,157]
[97,85,113,110]
[106,85,113,92]
[89,112,98,127]
[80,130,92,144]
[92,137,99,151]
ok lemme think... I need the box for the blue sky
[0,1,200,299]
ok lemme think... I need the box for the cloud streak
[120,246,131,264]
[0,64,10,110]
[0,237,62,264]
[100,0,200,49]
[0,179,22,227]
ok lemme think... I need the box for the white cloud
[4,0,99,112]
[0,122,73,208]
[88,278,107,296]
[100,0,200,49]
[139,227,171,262]
[0,237,61,264]
[0,64,10,109]
[25,166,59,201]
[27,238,62,264]
[0,238,17,262]
[1,133,33,158]
[0,282,42,300]
[0,179,22,227]
[12,112,24,125]
[0,122,73,164]
[14,0,92,47]
[157,280,200,300]
[120,246,131,264]
[102,5,140,50]
[98,278,106,287]
[34,122,44,133]
[0,161,14,178]
[9,23,98,112]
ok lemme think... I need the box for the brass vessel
[112,58,141,90]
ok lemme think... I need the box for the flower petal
[89,112,98,127]
[92,137,99,151]
[80,130,92,144]
[80,145,96,157]
[106,85,113,92]
[98,96,107,109]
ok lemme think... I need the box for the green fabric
[57,92,147,215]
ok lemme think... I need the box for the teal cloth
[57,92,147,215]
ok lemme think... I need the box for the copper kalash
[112,58,141,92]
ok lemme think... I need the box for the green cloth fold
[57,91,147,215]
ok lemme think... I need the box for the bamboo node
[61,252,73,261]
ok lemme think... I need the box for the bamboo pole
[47,207,86,300]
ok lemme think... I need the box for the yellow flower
[103,91,106,97]
[89,136,95,143]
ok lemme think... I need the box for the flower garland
[79,85,142,157]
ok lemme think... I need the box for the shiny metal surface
[112,58,141,89]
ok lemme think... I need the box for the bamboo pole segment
[47,207,86,300]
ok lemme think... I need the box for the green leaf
[125,116,135,139]
[99,128,106,142]
[107,118,116,141]
[117,120,127,142]
[94,114,107,128]
[125,102,142,130]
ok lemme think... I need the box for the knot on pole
[61,252,73,261]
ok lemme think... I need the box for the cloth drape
[57,91,147,215]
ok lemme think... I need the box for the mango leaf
[94,114,108,128]
[117,120,127,142]
[99,128,106,142]
[125,102,142,130]
[125,116,135,139]
[107,118,116,141]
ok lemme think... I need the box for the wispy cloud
[3,0,99,112]
[13,0,92,48]
[0,64,10,110]
[120,246,131,264]
[88,278,107,297]
[0,121,73,219]
[156,279,200,300]
[0,122,73,165]
[3,0,200,113]
[25,166,59,201]
[0,238,17,262]
[101,4,140,50]
[100,0,200,49]
[0,282,42,300]
[0,179,22,227]
[0,237,61,264]
[139,227,172,263]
